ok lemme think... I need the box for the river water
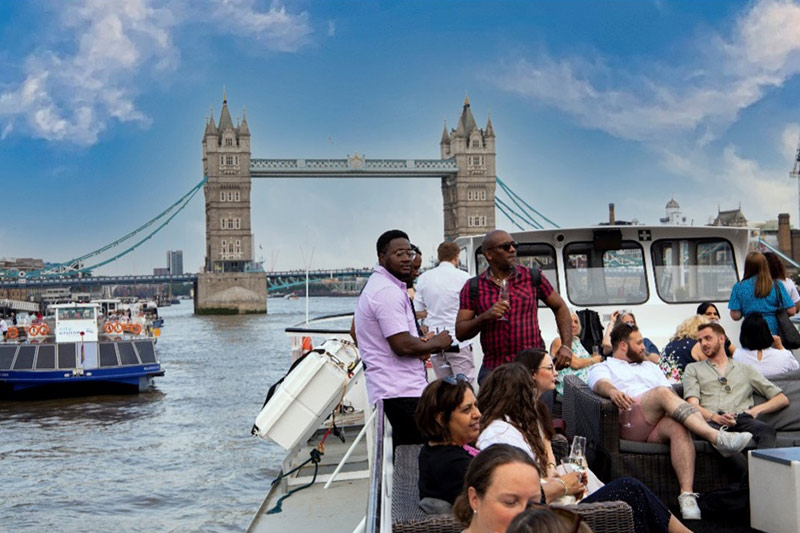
[0,297,357,532]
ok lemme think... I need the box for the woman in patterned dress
[549,312,603,396]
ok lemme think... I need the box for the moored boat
[0,302,163,398]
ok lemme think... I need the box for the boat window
[651,238,738,303]
[475,243,558,291]
[564,241,648,306]
[57,307,94,320]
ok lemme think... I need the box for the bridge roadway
[0,268,373,288]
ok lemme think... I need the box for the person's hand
[430,330,453,351]
[481,300,510,321]
[554,345,572,370]
[609,388,633,410]
[711,412,737,426]
[556,471,586,496]
[772,335,784,350]
[609,310,619,325]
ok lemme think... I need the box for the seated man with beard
[587,323,754,520]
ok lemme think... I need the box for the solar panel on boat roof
[118,342,140,365]
[57,343,76,369]
[134,341,156,363]
[13,345,36,370]
[36,345,56,369]
[0,345,18,370]
[99,343,119,367]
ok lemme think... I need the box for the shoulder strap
[469,275,479,302]
[529,266,541,289]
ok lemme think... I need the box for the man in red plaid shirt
[456,230,573,384]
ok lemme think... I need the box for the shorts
[619,396,661,443]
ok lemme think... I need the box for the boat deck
[248,413,370,533]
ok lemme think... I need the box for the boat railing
[365,400,391,533]
[284,313,354,336]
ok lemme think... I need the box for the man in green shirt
[683,323,789,451]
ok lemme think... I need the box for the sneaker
[713,429,753,458]
[678,492,701,520]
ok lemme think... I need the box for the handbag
[773,281,800,350]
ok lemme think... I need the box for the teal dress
[729,277,792,335]
[556,338,595,395]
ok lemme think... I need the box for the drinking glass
[431,327,450,370]
[497,279,510,322]
[620,407,633,429]
[569,436,587,473]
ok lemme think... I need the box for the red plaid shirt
[459,265,554,369]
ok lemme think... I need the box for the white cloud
[211,0,312,53]
[0,0,314,145]
[494,0,800,144]
[1,122,13,140]
[783,122,800,160]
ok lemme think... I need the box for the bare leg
[650,417,695,494]
[668,514,693,533]
[639,387,718,443]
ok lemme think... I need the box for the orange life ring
[113,323,123,334]
[104,323,114,333]
[301,336,313,352]
[27,325,39,336]
[38,324,49,335]
[7,327,18,339]
[131,324,143,335]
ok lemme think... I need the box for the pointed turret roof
[205,107,217,137]
[239,106,250,136]
[458,95,478,135]
[218,95,235,132]
[440,120,449,145]
[485,114,495,138]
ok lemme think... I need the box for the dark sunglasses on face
[443,373,469,385]
[491,241,519,252]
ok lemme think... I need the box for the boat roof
[50,303,101,309]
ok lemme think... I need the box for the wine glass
[431,326,451,371]
[569,436,587,473]
[498,279,510,321]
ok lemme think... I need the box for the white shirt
[478,419,534,458]
[0,319,7,333]
[732,347,800,378]
[782,278,800,304]
[588,357,670,398]
[414,261,471,346]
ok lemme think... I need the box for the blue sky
[1,0,799,275]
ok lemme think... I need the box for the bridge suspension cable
[494,177,560,230]
[6,176,208,278]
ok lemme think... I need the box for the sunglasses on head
[491,241,519,252]
[443,373,469,385]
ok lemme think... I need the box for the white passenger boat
[248,224,758,532]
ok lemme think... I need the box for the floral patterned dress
[658,337,697,383]
[556,338,596,395]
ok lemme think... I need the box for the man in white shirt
[0,316,7,340]
[414,241,473,381]
[588,323,753,520]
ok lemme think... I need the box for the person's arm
[600,311,618,356]
[687,397,735,426]
[690,342,708,362]
[592,378,633,409]
[415,310,428,320]
[730,310,743,321]
[745,393,789,418]
[386,330,451,358]
[545,291,573,370]
[541,472,586,503]
[455,303,507,341]
[549,337,561,357]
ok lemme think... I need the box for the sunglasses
[718,376,731,393]
[491,241,519,252]
[443,373,469,385]
[527,504,585,533]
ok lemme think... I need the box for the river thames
[0,297,357,532]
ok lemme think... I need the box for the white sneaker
[713,429,753,458]
[678,492,701,520]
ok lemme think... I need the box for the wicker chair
[391,444,635,533]
[562,374,743,507]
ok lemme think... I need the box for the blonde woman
[658,315,709,382]
[549,312,603,395]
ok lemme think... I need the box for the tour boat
[248,224,780,532]
[0,302,163,397]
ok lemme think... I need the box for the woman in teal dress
[549,312,603,396]
[729,252,795,335]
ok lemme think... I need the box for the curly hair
[670,314,710,342]
[477,364,549,476]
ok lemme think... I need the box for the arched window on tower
[219,191,225,202]
[225,137,233,147]
[234,191,240,201]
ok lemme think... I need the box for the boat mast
[792,135,800,225]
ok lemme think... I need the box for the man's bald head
[482,230,511,251]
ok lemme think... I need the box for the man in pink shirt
[355,230,452,445]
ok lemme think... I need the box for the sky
[1,0,800,275]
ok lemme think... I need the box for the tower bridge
[197,92,497,314]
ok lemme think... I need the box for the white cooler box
[253,339,361,451]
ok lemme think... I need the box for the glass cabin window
[476,242,558,292]
[651,239,738,303]
[564,241,647,305]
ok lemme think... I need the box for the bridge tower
[440,97,496,241]
[196,92,267,314]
